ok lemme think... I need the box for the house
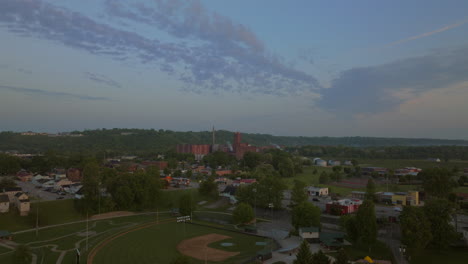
[307,186,329,197]
[328,160,341,166]
[16,169,33,182]
[343,160,353,166]
[14,192,30,216]
[41,180,55,188]
[391,191,419,206]
[232,179,256,187]
[2,187,22,201]
[66,168,82,182]
[0,194,10,213]
[299,227,320,242]
[314,159,327,167]
[54,179,73,190]
[326,199,362,215]
[351,191,366,200]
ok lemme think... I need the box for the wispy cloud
[84,72,122,89]
[319,45,468,115]
[382,19,468,48]
[0,0,321,96]
[0,84,111,101]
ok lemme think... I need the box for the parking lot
[15,180,74,201]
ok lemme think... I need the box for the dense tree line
[294,145,468,160]
[1,129,467,155]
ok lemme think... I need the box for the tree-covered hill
[0,128,467,154]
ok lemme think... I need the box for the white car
[394,207,402,212]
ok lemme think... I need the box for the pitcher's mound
[177,233,239,262]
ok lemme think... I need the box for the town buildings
[176,131,273,160]
[306,186,329,197]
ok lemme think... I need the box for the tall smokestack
[212,126,215,146]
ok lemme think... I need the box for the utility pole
[35,206,39,237]
[86,212,89,251]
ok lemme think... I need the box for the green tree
[81,162,101,213]
[243,151,263,170]
[12,245,32,264]
[424,198,457,249]
[255,176,286,209]
[291,180,308,207]
[421,168,456,199]
[186,170,193,179]
[319,171,329,184]
[0,177,17,189]
[198,176,218,198]
[233,202,254,224]
[291,202,321,230]
[400,206,432,255]
[332,166,342,173]
[293,240,313,264]
[278,157,295,178]
[312,250,331,264]
[0,154,21,175]
[340,214,359,242]
[355,199,377,245]
[365,178,376,202]
[334,248,348,264]
[235,184,256,207]
[179,193,194,216]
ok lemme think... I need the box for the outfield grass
[410,248,468,264]
[93,222,267,264]
[0,246,13,254]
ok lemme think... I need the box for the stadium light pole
[253,187,257,227]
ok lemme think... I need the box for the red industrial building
[176,131,264,160]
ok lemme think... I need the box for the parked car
[56,196,64,200]
[312,198,320,202]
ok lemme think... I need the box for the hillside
[1,129,467,154]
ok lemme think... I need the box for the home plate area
[176,233,239,262]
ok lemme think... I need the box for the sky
[1,0,468,139]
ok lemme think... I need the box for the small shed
[320,232,345,250]
[299,227,320,243]
[256,249,272,261]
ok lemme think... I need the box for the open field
[286,166,422,196]
[92,222,267,264]
[0,199,84,231]
[356,159,468,170]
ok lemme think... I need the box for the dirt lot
[177,233,239,262]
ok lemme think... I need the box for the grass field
[92,222,266,264]
[0,199,84,232]
[286,166,422,196]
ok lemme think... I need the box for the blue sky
[1,0,468,139]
